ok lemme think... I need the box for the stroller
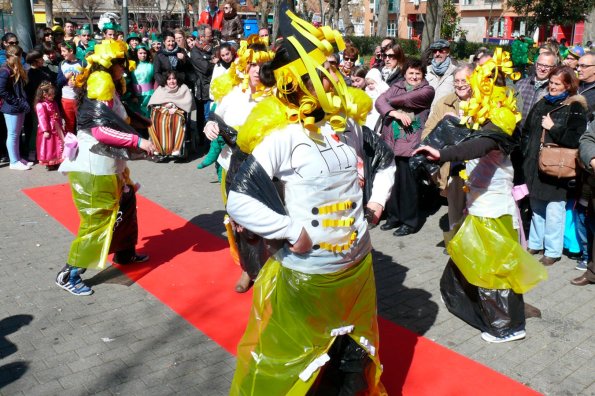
[147,105,190,162]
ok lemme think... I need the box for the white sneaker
[481,330,526,343]
[20,159,34,167]
[9,162,31,171]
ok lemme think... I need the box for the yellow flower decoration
[459,47,521,135]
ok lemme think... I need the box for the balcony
[460,0,504,10]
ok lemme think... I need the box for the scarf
[431,57,451,76]
[534,78,548,90]
[161,46,180,69]
[544,91,569,104]
[147,84,194,113]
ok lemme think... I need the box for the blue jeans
[4,113,24,164]
[529,197,566,258]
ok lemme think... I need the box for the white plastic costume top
[58,95,129,176]
[226,120,395,274]
[214,85,263,170]
[465,150,517,225]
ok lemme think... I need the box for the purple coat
[375,79,434,157]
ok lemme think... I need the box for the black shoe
[113,253,150,265]
[393,224,415,237]
[380,221,400,231]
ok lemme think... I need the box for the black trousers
[386,156,419,229]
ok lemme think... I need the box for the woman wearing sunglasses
[381,43,406,86]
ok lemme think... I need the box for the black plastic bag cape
[440,260,525,337]
[409,115,518,184]
[229,154,286,276]
[361,126,394,205]
[77,98,145,160]
[230,155,287,217]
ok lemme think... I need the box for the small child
[35,81,64,170]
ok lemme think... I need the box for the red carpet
[24,184,541,396]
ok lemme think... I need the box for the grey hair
[454,63,476,75]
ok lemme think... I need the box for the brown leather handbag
[538,128,578,179]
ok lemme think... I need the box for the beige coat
[421,92,464,190]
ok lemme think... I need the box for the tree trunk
[434,0,444,40]
[333,0,340,30]
[341,0,354,35]
[584,7,595,44]
[422,0,440,50]
[45,0,54,27]
[376,0,389,37]
[272,0,281,42]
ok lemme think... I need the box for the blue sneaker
[576,260,588,271]
[57,267,93,296]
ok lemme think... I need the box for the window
[387,19,397,36]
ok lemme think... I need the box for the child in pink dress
[35,82,64,170]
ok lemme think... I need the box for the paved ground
[0,155,593,396]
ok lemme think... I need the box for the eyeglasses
[7,40,18,45]
[343,57,356,62]
[536,62,554,70]
[577,64,595,69]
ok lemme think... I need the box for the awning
[34,13,47,24]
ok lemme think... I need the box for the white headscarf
[364,68,389,131]
[365,68,389,100]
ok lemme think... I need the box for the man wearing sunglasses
[426,39,457,108]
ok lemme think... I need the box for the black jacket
[522,95,589,201]
[153,47,190,87]
[190,45,214,101]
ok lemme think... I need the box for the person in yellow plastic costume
[225,6,395,395]
[204,34,275,293]
[414,48,547,343]
[56,40,156,296]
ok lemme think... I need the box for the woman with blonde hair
[221,0,243,45]
[0,45,32,170]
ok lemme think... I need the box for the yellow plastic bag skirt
[230,253,386,396]
[67,172,120,270]
[447,215,548,293]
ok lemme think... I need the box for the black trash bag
[109,187,139,254]
[361,125,395,206]
[409,115,473,185]
[440,260,525,338]
[77,98,146,160]
[208,112,238,147]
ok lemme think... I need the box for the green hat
[136,43,149,52]
[79,24,92,35]
[126,32,141,43]
[102,21,120,32]
[150,33,162,43]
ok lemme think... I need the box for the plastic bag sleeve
[91,126,139,148]
[439,137,499,163]
[227,190,302,244]
[368,160,395,208]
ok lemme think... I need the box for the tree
[508,0,595,32]
[72,0,103,27]
[340,0,354,35]
[45,0,54,27]
[142,0,180,31]
[441,0,464,39]
[422,0,444,50]
[376,0,389,37]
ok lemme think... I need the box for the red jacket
[198,9,224,31]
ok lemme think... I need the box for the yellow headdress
[459,47,521,135]
[235,9,371,153]
[76,39,131,101]
[210,35,275,102]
